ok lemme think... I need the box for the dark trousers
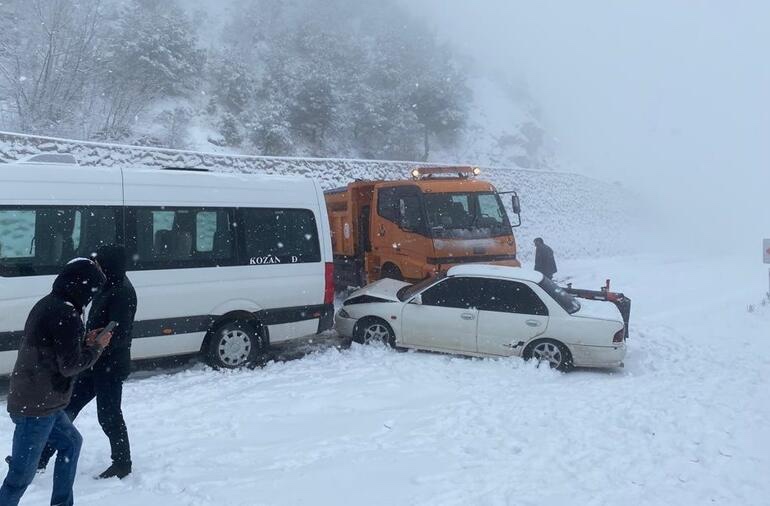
[0,411,82,506]
[40,372,131,468]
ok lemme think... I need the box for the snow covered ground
[2,252,768,505]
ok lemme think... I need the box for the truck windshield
[423,192,511,239]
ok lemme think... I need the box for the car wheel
[381,263,403,281]
[354,317,396,348]
[524,339,573,372]
[205,320,264,369]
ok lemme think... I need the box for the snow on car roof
[446,264,544,283]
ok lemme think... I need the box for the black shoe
[98,462,132,479]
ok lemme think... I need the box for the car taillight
[613,328,625,343]
[324,262,334,305]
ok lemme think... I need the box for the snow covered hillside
[2,252,768,505]
[0,132,644,262]
[431,76,562,171]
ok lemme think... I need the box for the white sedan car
[336,265,626,371]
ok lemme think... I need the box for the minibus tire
[205,319,263,369]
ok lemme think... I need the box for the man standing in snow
[0,258,111,506]
[534,237,558,280]
[39,245,137,480]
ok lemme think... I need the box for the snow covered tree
[410,75,469,161]
[208,56,258,117]
[289,71,335,153]
[97,0,204,139]
[213,0,468,159]
[0,0,104,135]
[218,113,243,147]
[0,0,471,156]
[158,106,192,149]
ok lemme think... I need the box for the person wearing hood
[0,258,112,506]
[39,245,137,480]
[533,237,558,280]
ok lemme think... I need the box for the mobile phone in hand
[95,321,118,342]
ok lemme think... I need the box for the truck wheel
[354,317,396,348]
[381,263,403,281]
[523,339,573,372]
[205,320,264,369]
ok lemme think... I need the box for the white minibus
[0,155,334,373]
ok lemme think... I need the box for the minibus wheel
[205,319,263,369]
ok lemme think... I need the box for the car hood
[571,298,623,323]
[346,278,411,303]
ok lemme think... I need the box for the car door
[475,279,549,356]
[371,185,433,281]
[400,276,484,353]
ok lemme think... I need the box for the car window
[420,277,486,309]
[476,278,549,316]
[539,277,580,314]
[397,272,445,301]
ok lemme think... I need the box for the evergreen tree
[98,0,204,138]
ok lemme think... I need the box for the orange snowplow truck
[325,166,522,288]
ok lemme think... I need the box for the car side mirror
[511,194,521,215]
[410,294,423,305]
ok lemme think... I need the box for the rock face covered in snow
[0,131,644,262]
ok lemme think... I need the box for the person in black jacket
[0,258,111,506]
[39,245,137,480]
[533,237,558,280]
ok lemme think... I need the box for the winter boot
[98,462,132,479]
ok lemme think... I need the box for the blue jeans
[0,411,83,506]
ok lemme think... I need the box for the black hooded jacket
[7,259,106,417]
[88,245,137,378]
[534,243,558,278]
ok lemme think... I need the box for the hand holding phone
[86,321,116,348]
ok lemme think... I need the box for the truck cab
[326,166,521,288]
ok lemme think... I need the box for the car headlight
[338,308,351,319]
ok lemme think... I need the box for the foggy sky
[407,1,769,253]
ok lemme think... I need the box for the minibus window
[196,212,217,252]
[129,207,236,269]
[0,209,36,259]
[240,208,320,264]
[0,206,119,277]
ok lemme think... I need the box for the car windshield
[397,272,446,301]
[539,277,581,314]
[423,192,510,239]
